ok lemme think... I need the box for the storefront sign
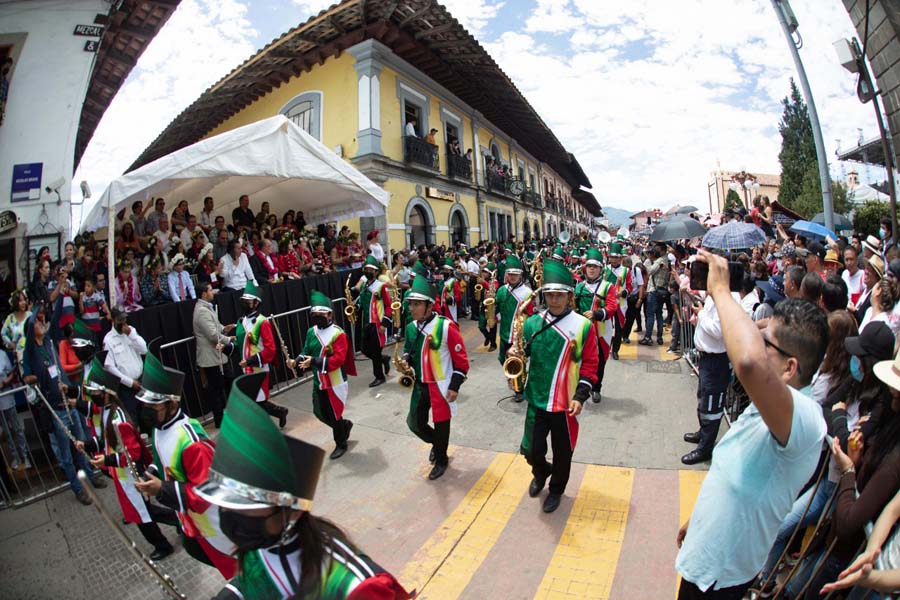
[11,163,42,202]
[73,24,104,37]
[84,40,99,52]
[0,210,17,234]
[426,187,455,202]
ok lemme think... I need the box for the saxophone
[393,341,415,388]
[483,270,497,328]
[344,275,357,325]
[530,249,544,288]
[502,300,528,392]
[390,273,402,330]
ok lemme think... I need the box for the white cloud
[74,0,258,217]
[290,0,335,17]
[485,0,878,213]
[441,0,505,38]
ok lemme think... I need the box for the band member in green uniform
[352,255,393,387]
[494,255,534,402]
[574,247,619,404]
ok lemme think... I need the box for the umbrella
[650,217,707,242]
[811,212,852,231]
[701,220,766,250]
[675,205,700,214]
[789,220,836,241]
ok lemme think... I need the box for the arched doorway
[450,209,467,246]
[409,205,430,248]
[523,219,531,241]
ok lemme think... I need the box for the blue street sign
[11,163,42,202]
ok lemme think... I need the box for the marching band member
[400,276,469,481]
[494,255,534,402]
[196,376,411,600]
[604,241,629,360]
[515,259,599,513]
[77,358,176,561]
[574,247,618,404]
[478,262,499,351]
[439,258,462,323]
[287,290,357,460]
[132,348,237,578]
[234,280,289,427]
[353,255,393,387]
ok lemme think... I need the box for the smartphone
[689,261,744,292]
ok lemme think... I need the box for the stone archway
[448,203,469,247]
[404,196,436,248]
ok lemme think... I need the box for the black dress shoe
[681,449,712,465]
[91,476,108,489]
[514,393,524,403]
[330,445,347,460]
[657,338,664,345]
[368,378,385,388]
[638,338,652,346]
[683,431,701,444]
[488,343,497,351]
[428,463,447,480]
[429,448,435,463]
[542,493,562,513]
[150,546,174,561]
[612,351,619,360]
[528,476,547,498]
[591,391,602,404]
[278,410,288,429]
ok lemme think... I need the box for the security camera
[80,180,91,199]
[44,177,65,193]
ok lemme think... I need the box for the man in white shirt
[675,251,827,599]
[153,215,176,254]
[841,246,866,307]
[218,240,257,292]
[466,252,480,321]
[167,254,196,302]
[198,196,216,234]
[180,214,208,249]
[405,118,418,138]
[103,308,148,430]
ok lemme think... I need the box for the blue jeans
[47,407,95,495]
[784,545,846,599]
[759,478,837,582]
[0,406,28,463]
[644,291,664,340]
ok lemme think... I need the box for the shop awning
[79,115,389,232]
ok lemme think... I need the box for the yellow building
[131,0,599,251]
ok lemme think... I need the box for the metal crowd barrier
[677,289,699,375]
[0,384,77,509]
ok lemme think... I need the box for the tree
[724,189,743,211]
[853,200,891,237]
[777,79,818,215]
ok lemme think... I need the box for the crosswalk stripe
[617,342,638,361]
[675,470,708,597]
[535,465,635,599]
[398,452,519,597]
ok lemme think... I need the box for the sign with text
[73,24,104,37]
[11,163,42,202]
[425,187,455,202]
[0,210,18,234]
[84,40,99,52]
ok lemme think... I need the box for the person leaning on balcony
[425,128,438,162]
[405,118,417,137]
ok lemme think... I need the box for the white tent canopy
[848,183,890,203]
[79,115,390,233]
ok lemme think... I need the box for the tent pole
[108,203,116,307]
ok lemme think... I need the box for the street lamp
[729,170,760,208]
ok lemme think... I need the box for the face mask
[311,314,329,328]
[220,510,283,552]
[850,355,864,382]
[880,228,888,240]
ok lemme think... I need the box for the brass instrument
[76,471,187,599]
[484,271,497,329]
[393,343,415,388]
[474,282,484,301]
[110,409,143,484]
[390,273,402,330]
[530,249,544,288]
[268,315,297,376]
[502,300,529,392]
[344,276,357,324]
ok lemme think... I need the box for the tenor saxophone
[344,275,357,325]
[484,272,497,328]
[390,273,402,330]
[393,342,415,388]
[502,301,528,393]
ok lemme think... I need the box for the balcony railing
[523,190,542,208]
[447,152,472,181]
[403,136,439,170]
[486,171,512,195]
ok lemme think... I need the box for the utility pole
[770,0,835,232]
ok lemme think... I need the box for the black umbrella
[650,217,707,242]
[811,212,852,231]
[675,205,700,214]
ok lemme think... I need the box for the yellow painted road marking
[399,452,520,598]
[617,342,637,361]
[535,465,635,599]
[676,470,708,597]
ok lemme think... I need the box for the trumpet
[393,343,415,388]
[344,276,357,325]
[502,300,529,392]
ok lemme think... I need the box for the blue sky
[76,0,881,215]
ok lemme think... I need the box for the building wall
[0,0,109,286]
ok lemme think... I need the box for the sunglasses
[763,334,801,375]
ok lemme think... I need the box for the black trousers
[136,500,176,551]
[468,276,480,319]
[677,578,753,600]
[201,366,228,427]
[259,399,288,420]
[612,310,623,353]
[479,322,497,345]
[623,296,641,339]
[593,341,607,393]
[696,352,731,454]
[181,534,214,568]
[525,409,574,495]
[361,324,386,379]
[408,385,450,466]
[314,389,351,446]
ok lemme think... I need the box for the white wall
[0,0,109,284]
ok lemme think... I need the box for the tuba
[502,301,529,393]
[344,275,357,325]
[393,343,415,388]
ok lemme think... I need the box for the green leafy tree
[777,79,818,214]
[853,200,891,236]
[724,188,743,211]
